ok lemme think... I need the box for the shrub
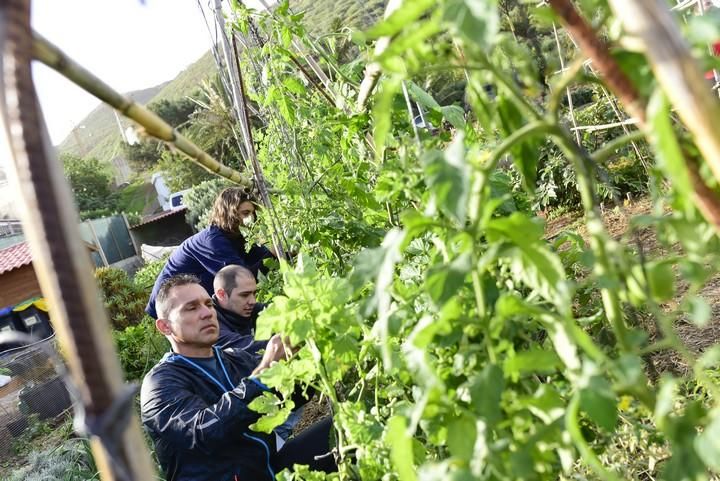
[133,257,169,292]
[183,179,232,230]
[94,267,147,329]
[114,317,168,381]
[7,437,97,481]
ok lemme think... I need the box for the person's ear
[216,288,227,303]
[156,317,173,336]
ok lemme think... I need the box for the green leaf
[497,96,538,192]
[407,81,466,129]
[655,377,678,431]
[487,213,570,309]
[422,133,470,223]
[688,296,711,328]
[443,0,499,48]
[646,260,675,302]
[440,105,466,129]
[424,252,472,307]
[363,0,436,39]
[407,81,441,110]
[524,385,565,425]
[447,413,477,461]
[386,416,417,481]
[486,212,544,245]
[580,375,618,432]
[283,77,306,95]
[468,364,504,425]
[695,413,720,471]
[613,354,644,392]
[504,348,561,381]
[408,315,450,350]
[373,77,402,161]
[687,11,720,45]
[249,404,294,434]
[647,89,692,210]
[248,392,294,434]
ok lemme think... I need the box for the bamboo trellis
[548,0,720,228]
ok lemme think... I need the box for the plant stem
[566,394,624,481]
[471,264,496,364]
[550,127,632,352]
[591,130,646,164]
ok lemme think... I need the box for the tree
[121,96,200,171]
[148,96,198,128]
[61,154,118,215]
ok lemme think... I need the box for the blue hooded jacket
[140,346,277,481]
[146,225,273,319]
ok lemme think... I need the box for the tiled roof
[0,241,32,275]
[130,206,187,229]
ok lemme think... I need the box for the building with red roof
[0,242,39,308]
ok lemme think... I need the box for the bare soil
[545,197,720,375]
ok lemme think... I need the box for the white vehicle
[168,189,190,210]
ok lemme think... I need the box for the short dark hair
[156,274,201,319]
[214,265,255,295]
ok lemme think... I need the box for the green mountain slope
[58,83,165,159]
[58,51,217,162]
[292,0,386,36]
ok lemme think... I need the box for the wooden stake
[0,1,157,480]
[548,0,720,229]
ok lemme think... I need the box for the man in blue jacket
[213,264,302,440]
[140,274,335,481]
[212,264,266,351]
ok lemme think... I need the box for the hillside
[58,51,216,162]
[58,83,165,160]
[291,0,386,37]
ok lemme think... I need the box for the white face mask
[242,216,255,227]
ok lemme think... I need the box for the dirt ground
[545,197,720,375]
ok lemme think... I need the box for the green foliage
[122,96,200,171]
[226,2,720,481]
[156,149,215,192]
[114,317,168,381]
[133,257,169,292]
[61,154,119,216]
[57,84,162,159]
[8,435,98,481]
[116,178,157,215]
[292,0,386,37]
[94,267,147,329]
[182,178,232,230]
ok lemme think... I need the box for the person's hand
[252,334,288,376]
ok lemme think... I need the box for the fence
[0,336,72,459]
[80,215,137,266]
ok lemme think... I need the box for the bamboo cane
[356,0,403,111]
[547,0,720,230]
[31,31,251,188]
[606,0,720,183]
[0,1,157,480]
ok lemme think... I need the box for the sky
[31,0,263,145]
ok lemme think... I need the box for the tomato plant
[226,1,720,480]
